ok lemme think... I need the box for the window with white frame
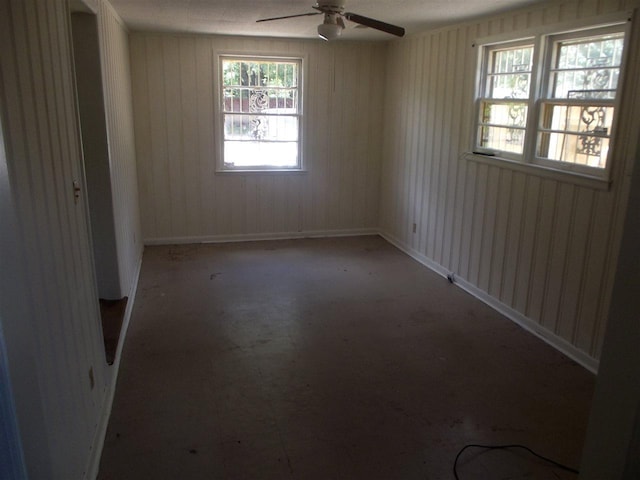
[477,41,535,157]
[218,55,302,171]
[474,23,627,178]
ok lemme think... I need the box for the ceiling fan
[256,1,405,41]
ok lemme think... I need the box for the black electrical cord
[453,443,580,479]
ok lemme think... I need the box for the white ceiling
[108,0,548,40]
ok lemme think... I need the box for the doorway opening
[70,6,126,365]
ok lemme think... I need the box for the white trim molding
[143,228,379,246]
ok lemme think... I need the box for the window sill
[215,168,308,175]
[463,152,611,191]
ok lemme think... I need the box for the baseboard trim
[379,231,599,374]
[143,228,379,246]
[85,251,143,480]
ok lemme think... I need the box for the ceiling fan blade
[256,12,321,23]
[343,12,405,37]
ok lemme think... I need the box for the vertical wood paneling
[477,166,500,293]
[468,164,488,285]
[458,161,477,279]
[540,183,575,332]
[500,171,526,305]
[419,35,437,254]
[411,38,426,250]
[433,30,450,263]
[488,169,512,299]
[404,38,418,245]
[559,188,594,342]
[442,29,465,268]
[130,37,152,236]
[512,175,541,313]
[179,37,199,236]
[0,0,125,477]
[97,1,143,296]
[148,36,172,236]
[380,0,640,364]
[132,34,386,241]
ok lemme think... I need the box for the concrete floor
[98,236,595,479]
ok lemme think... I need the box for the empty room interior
[1,0,639,479]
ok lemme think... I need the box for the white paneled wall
[380,0,640,368]
[0,0,141,478]
[130,34,386,243]
[0,0,108,478]
[96,0,143,296]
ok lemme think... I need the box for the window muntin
[220,56,302,171]
[477,43,534,156]
[537,31,625,168]
[474,24,627,179]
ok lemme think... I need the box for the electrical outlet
[73,180,81,203]
[412,223,417,233]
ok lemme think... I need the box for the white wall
[581,107,640,478]
[72,11,122,300]
[129,34,386,243]
[0,0,109,477]
[0,78,30,480]
[96,0,143,296]
[0,0,141,477]
[379,0,640,368]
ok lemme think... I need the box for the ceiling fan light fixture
[317,13,343,41]
[317,22,342,41]
[257,1,404,40]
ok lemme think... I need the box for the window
[218,55,303,172]
[538,29,624,169]
[474,23,628,179]
[478,41,535,157]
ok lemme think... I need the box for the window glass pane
[540,104,614,135]
[478,125,526,154]
[487,72,532,99]
[486,45,534,99]
[490,46,533,74]
[481,102,528,128]
[538,132,609,168]
[222,59,299,88]
[538,103,613,168]
[553,70,619,99]
[551,34,624,99]
[224,141,298,168]
[224,115,298,142]
[557,35,624,69]
[223,89,298,114]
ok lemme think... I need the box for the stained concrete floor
[98,236,595,479]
